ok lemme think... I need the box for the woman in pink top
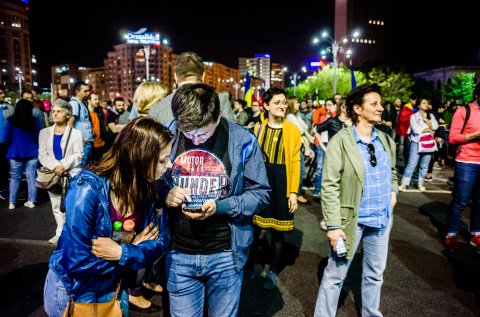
[444,83,480,252]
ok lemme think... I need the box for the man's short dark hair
[172,83,220,131]
[73,81,88,94]
[234,99,247,107]
[346,83,381,123]
[113,97,125,105]
[21,90,33,98]
[87,91,98,101]
[174,52,205,83]
[0,84,5,91]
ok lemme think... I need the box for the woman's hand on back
[132,222,159,245]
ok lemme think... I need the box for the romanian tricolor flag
[244,72,253,108]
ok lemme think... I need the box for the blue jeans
[314,221,392,317]
[401,141,432,187]
[447,162,480,234]
[43,269,129,317]
[299,150,306,196]
[81,141,93,168]
[314,143,327,194]
[9,157,38,204]
[165,250,242,317]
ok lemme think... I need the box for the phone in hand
[336,237,347,258]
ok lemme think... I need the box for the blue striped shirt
[353,126,392,228]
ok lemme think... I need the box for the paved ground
[0,164,479,316]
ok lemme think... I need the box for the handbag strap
[62,127,73,159]
[111,279,122,300]
[65,280,122,301]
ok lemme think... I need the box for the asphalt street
[0,164,479,316]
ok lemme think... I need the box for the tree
[443,72,476,104]
[367,67,414,102]
[285,65,366,100]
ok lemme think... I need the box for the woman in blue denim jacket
[43,117,172,317]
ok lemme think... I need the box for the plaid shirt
[353,126,392,228]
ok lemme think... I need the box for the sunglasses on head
[367,144,377,167]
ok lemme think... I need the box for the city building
[413,65,480,101]
[51,64,82,99]
[104,43,173,100]
[270,62,285,89]
[84,67,107,101]
[334,0,386,66]
[203,61,240,97]
[0,0,32,89]
[239,54,272,90]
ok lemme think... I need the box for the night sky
[28,0,478,86]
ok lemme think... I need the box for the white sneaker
[418,186,426,192]
[48,236,59,244]
[24,201,35,208]
[8,203,15,210]
[398,185,406,192]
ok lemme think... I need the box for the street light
[312,30,360,95]
[139,45,157,81]
[312,32,347,95]
[284,66,306,96]
[15,67,23,95]
[233,82,240,99]
[124,29,167,81]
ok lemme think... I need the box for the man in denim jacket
[164,83,270,316]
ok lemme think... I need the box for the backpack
[447,105,471,159]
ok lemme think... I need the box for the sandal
[297,196,311,205]
[143,282,163,293]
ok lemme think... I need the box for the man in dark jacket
[164,83,270,316]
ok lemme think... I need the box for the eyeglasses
[367,144,377,167]
[272,100,288,106]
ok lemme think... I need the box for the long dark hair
[89,117,173,216]
[10,99,36,133]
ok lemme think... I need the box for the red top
[449,103,480,163]
[396,103,414,137]
[109,195,140,229]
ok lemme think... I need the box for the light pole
[313,30,360,95]
[313,32,347,95]
[138,45,158,81]
[233,82,240,99]
[15,67,23,95]
[284,66,306,96]
[1,68,6,86]
[125,29,167,82]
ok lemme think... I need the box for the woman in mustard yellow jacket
[248,88,301,290]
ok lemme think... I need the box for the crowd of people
[0,50,479,316]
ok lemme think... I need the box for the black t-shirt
[106,110,120,133]
[245,114,262,130]
[170,118,232,254]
